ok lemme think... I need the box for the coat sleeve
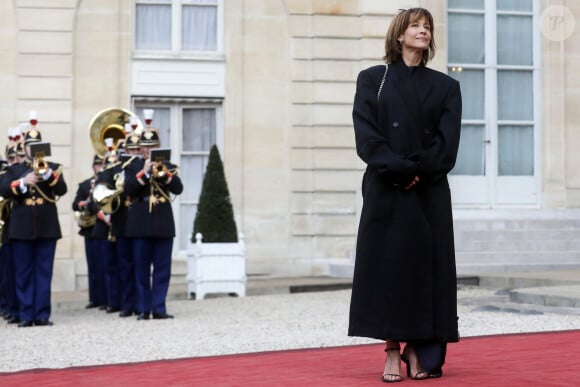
[123,160,146,197]
[0,169,13,197]
[415,79,462,175]
[72,181,88,211]
[166,163,183,195]
[353,68,419,174]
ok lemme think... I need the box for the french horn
[74,210,97,228]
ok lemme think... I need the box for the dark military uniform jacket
[72,177,96,237]
[0,161,12,244]
[94,157,136,238]
[124,158,183,239]
[0,160,67,240]
[83,170,111,241]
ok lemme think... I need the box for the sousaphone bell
[88,108,143,214]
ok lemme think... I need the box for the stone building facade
[0,0,579,291]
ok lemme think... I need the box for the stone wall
[0,0,579,289]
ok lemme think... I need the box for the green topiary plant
[192,144,238,243]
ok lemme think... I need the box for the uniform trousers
[2,242,19,318]
[84,237,106,306]
[0,244,8,313]
[11,239,56,322]
[133,238,173,315]
[97,239,120,309]
[116,236,136,312]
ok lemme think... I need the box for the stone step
[454,218,580,231]
[477,270,580,288]
[457,262,580,275]
[455,238,580,252]
[455,228,580,242]
[170,258,187,284]
[509,285,580,308]
[457,250,580,264]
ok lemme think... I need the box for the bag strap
[377,64,388,101]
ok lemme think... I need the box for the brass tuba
[89,108,143,213]
[89,107,142,157]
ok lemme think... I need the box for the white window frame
[133,0,224,60]
[447,0,541,207]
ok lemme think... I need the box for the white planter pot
[186,232,246,300]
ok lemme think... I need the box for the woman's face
[399,16,431,52]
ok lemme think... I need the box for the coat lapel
[390,61,426,130]
[414,65,433,106]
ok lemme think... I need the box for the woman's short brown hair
[384,8,436,65]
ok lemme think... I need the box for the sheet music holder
[150,148,171,163]
[29,142,51,158]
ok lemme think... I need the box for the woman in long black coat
[348,8,462,382]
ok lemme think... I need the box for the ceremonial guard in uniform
[0,131,21,324]
[0,124,67,327]
[0,138,13,321]
[94,129,141,317]
[125,124,182,320]
[88,150,121,313]
[72,154,106,309]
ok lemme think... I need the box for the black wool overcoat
[348,60,462,343]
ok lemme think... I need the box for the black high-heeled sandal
[381,345,402,383]
[401,345,428,380]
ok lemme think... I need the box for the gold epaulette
[52,163,63,177]
[122,156,137,169]
[169,166,179,176]
[104,161,122,171]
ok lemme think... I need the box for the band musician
[124,126,182,320]
[72,154,106,310]
[0,125,67,327]
[93,132,141,317]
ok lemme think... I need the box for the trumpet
[33,156,48,176]
[149,148,171,181]
[152,161,169,181]
[29,142,52,177]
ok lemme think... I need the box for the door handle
[483,140,491,144]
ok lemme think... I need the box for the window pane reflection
[498,71,533,120]
[451,125,485,175]
[498,125,534,176]
[449,69,484,120]
[448,14,485,64]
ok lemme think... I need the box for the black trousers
[412,341,447,377]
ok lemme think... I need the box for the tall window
[134,102,221,251]
[179,108,217,250]
[135,0,221,53]
[448,0,537,176]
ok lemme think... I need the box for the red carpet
[1,330,578,386]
